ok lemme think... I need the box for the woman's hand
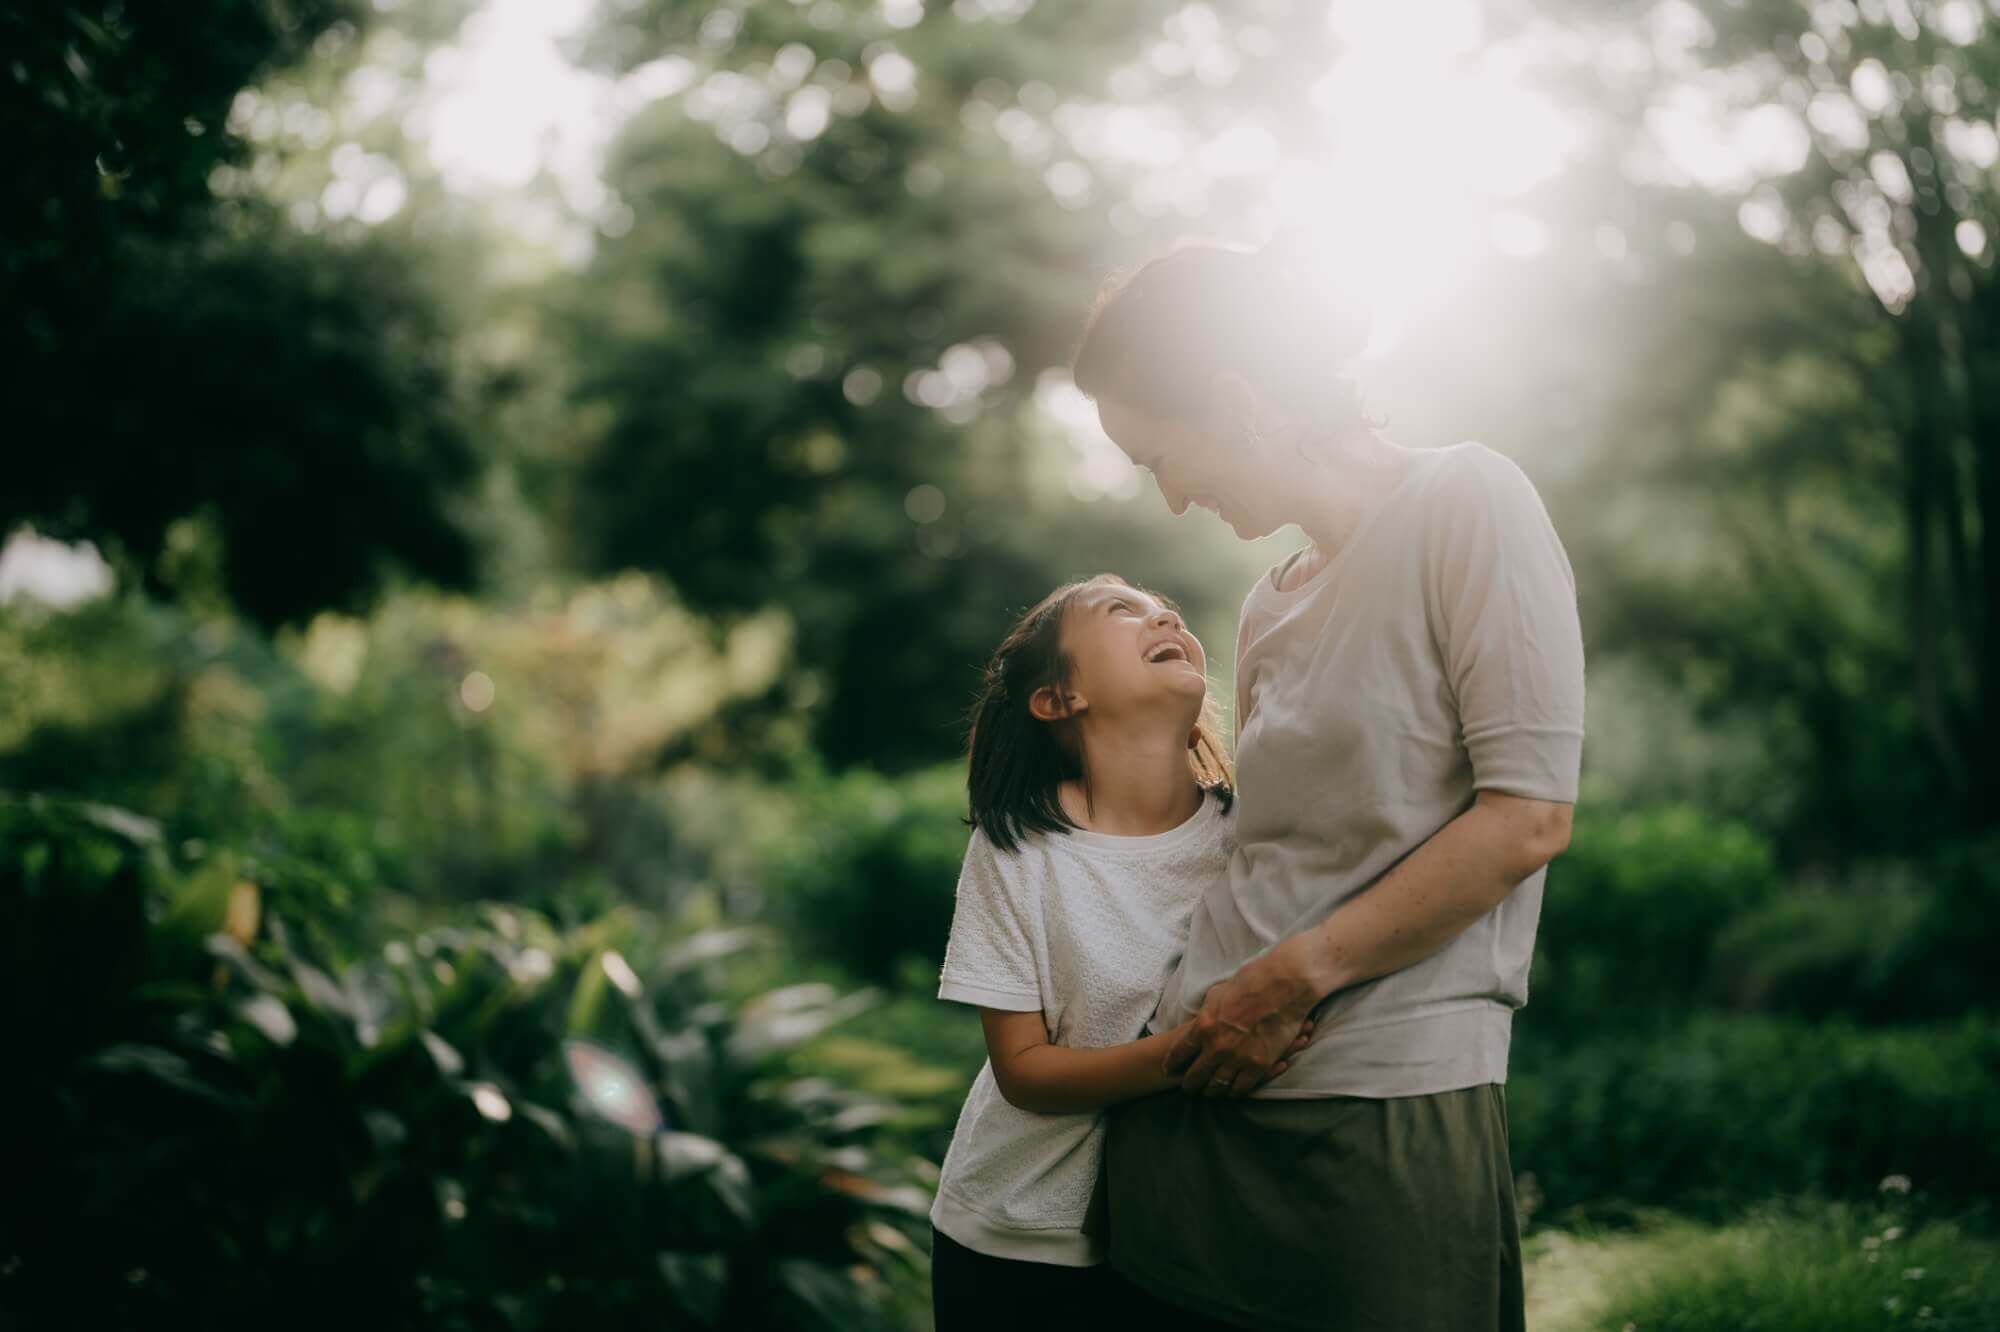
[1158,1013,1314,1086]
[1163,937,1321,1098]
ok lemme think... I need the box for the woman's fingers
[1163,1025,1202,1076]
[1179,1045,1228,1095]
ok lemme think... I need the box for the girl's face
[1045,578,1209,724]
[1095,392,1289,541]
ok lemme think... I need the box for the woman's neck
[1062,726,1204,836]
[1288,427,1421,558]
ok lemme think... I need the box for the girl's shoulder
[960,820,1041,881]
[966,786,1231,868]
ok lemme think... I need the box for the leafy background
[5,0,2000,1326]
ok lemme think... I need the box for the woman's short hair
[964,573,1233,853]
[1070,237,1373,432]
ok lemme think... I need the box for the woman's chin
[1226,515,1273,540]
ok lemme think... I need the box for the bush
[1508,1012,2000,1224]
[752,762,970,987]
[4,792,932,1330]
[1711,839,2000,1024]
[1531,803,1782,1033]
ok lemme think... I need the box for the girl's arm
[980,1008,1312,1115]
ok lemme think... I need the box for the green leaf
[78,1043,236,1108]
[287,957,352,1018]
[235,993,297,1046]
[728,986,879,1064]
[419,1029,465,1076]
[657,1250,728,1325]
[567,949,609,1034]
[75,800,159,846]
[516,1100,575,1152]
[774,1260,877,1330]
[202,932,288,992]
[361,1107,407,1151]
[657,927,761,978]
[656,1131,757,1230]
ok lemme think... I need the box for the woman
[1069,238,1586,1331]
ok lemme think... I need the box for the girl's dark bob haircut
[964,572,1233,854]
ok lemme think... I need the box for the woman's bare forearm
[1281,792,1572,1000]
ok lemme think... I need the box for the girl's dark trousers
[930,1225,1231,1331]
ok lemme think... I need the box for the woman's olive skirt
[1101,1083,1524,1331]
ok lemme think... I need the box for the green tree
[3,2,486,629]
[560,0,1313,769]
[1538,0,2000,847]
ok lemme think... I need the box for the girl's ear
[1187,723,1203,751]
[1028,684,1086,722]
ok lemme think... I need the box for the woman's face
[1045,577,1209,723]
[1095,392,1286,541]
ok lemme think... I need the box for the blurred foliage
[4,2,484,630]
[1,791,930,1329]
[558,0,1300,770]
[746,763,969,986]
[1530,803,1783,1034]
[1527,0,2000,852]
[1508,1011,2000,1226]
[17,0,2000,1322]
[1709,832,2000,1025]
[1583,1195,2000,1332]
[3,0,360,261]
[0,574,792,950]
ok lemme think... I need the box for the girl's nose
[1151,608,1182,632]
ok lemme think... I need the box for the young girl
[927,572,1311,1328]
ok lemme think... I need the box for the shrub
[752,762,969,987]
[1508,1012,2000,1223]
[1531,804,1782,1033]
[1711,839,2000,1025]
[4,792,931,1330]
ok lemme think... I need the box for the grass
[1525,1190,2000,1332]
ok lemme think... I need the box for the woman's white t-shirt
[1149,441,1586,1099]
[929,787,1232,1266]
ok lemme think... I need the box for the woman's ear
[1187,723,1203,751]
[1206,368,1261,449]
[1028,684,1086,722]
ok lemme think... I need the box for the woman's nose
[1158,479,1190,515]
[1151,608,1182,632]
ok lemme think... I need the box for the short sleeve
[1423,446,1586,803]
[936,829,1043,1012]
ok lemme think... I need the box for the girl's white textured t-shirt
[929,788,1231,1266]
